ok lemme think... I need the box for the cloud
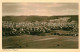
[2,3,78,16]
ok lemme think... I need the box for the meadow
[2,35,78,49]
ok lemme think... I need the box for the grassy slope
[2,35,78,49]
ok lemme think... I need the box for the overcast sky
[2,3,78,16]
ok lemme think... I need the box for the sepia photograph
[2,3,78,49]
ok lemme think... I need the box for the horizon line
[2,14,78,16]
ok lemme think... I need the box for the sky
[2,3,78,16]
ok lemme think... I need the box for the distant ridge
[2,15,78,23]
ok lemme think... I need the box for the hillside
[2,15,78,23]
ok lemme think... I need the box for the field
[2,35,78,49]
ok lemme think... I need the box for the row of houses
[2,21,77,28]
